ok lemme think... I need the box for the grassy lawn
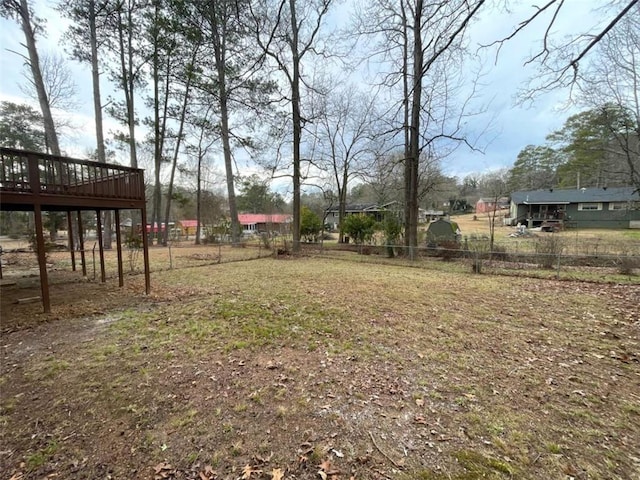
[1,256,639,479]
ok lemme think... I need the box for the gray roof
[327,201,399,213]
[511,187,639,204]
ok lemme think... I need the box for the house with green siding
[509,187,640,229]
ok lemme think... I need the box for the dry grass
[1,256,639,479]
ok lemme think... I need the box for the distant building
[176,220,201,239]
[325,202,399,231]
[238,213,292,235]
[510,187,640,229]
[475,197,510,214]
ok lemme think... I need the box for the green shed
[426,218,461,245]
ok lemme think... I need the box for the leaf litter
[0,256,638,479]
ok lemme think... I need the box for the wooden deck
[0,147,146,211]
[0,147,150,313]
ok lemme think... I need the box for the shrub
[301,206,322,242]
[617,254,638,275]
[341,214,376,247]
[260,232,271,250]
[125,233,143,272]
[535,235,565,269]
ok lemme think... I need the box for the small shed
[177,220,200,238]
[426,218,461,245]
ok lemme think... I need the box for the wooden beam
[141,207,151,295]
[33,205,51,313]
[96,209,106,283]
[67,211,76,271]
[77,211,86,276]
[115,210,124,287]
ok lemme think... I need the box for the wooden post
[96,209,106,283]
[77,211,87,276]
[140,207,151,295]
[27,153,50,313]
[33,205,51,313]
[114,209,124,287]
[67,211,76,271]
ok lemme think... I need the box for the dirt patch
[1,257,639,479]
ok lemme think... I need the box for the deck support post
[114,209,124,287]
[140,207,151,295]
[77,211,87,276]
[33,205,51,313]
[67,211,76,271]
[96,209,106,283]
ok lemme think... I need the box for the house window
[578,203,602,211]
[609,202,627,211]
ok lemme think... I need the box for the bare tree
[309,84,377,242]
[249,0,334,253]
[354,0,485,258]
[1,0,61,155]
[19,51,78,113]
[479,169,508,252]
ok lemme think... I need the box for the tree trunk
[116,3,138,168]
[195,150,203,245]
[88,0,112,249]
[289,0,301,253]
[210,6,241,245]
[406,0,423,260]
[162,48,197,246]
[16,0,60,156]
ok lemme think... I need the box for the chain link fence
[303,238,640,282]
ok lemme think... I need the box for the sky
[0,0,610,184]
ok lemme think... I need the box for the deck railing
[0,147,145,202]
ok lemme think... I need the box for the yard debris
[16,296,41,304]
[270,468,285,480]
[317,458,341,478]
[198,466,217,480]
[331,449,344,458]
[153,462,175,479]
[241,464,262,479]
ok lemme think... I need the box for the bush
[617,255,638,275]
[341,214,377,247]
[125,233,143,272]
[260,232,271,250]
[535,235,565,269]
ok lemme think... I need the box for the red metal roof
[238,213,292,225]
[178,220,200,228]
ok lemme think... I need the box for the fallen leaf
[318,459,332,472]
[242,465,262,479]
[414,416,427,424]
[255,452,274,464]
[154,463,173,474]
[271,467,284,480]
[318,471,327,480]
[153,462,175,480]
[199,465,216,480]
